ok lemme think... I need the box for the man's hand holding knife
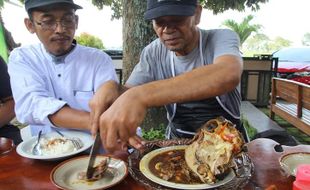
[89,80,146,153]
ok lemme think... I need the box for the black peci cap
[144,0,197,20]
[25,0,82,13]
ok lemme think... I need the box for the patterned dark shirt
[0,56,12,100]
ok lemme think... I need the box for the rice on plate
[40,137,79,156]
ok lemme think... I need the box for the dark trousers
[0,124,22,145]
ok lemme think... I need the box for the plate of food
[129,117,253,190]
[50,155,128,190]
[16,130,93,161]
[139,145,236,189]
[279,152,310,176]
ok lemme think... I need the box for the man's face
[25,7,78,56]
[152,6,201,56]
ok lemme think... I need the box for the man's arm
[48,106,90,131]
[50,81,127,132]
[134,55,242,107]
[99,54,242,152]
[0,98,15,127]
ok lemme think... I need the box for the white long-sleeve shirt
[8,43,118,135]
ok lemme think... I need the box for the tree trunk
[122,0,167,130]
[122,0,152,80]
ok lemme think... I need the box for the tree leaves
[201,0,269,14]
[75,32,105,49]
[91,0,122,19]
[91,0,269,18]
[222,15,262,46]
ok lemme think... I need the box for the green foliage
[91,0,122,19]
[75,32,105,49]
[243,34,291,55]
[302,33,310,46]
[0,0,4,9]
[268,36,292,51]
[243,33,270,53]
[2,0,268,20]
[141,123,166,141]
[92,0,268,18]
[241,115,257,140]
[141,119,259,141]
[1,0,25,8]
[222,15,261,46]
[200,0,268,14]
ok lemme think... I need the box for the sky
[2,0,310,49]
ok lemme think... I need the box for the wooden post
[297,85,302,118]
[270,78,276,120]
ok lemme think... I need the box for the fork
[32,130,42,155]
[53,128,83,149]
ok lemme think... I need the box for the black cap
[25,0,82,13]
[144,0,197,20]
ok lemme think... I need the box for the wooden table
[0,149,145,190]
[0,138,309,190]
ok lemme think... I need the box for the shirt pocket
[74,90,94,111]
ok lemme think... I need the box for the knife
[86,132,101,179]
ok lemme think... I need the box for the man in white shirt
[8,0,118,136]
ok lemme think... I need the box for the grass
[241,116,257,140]
[259,107,310,145]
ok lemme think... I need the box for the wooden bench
[241,101,298,145]
[270,77,310,136]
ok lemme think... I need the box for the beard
[165,41,186,52]
[165,41,190,56]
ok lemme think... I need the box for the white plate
[139,145,235,190]
[16,130,93,161]
[279,152,310,176]
[51,155,128,190]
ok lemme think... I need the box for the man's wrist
[129,86,150,108]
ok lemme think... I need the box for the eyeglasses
[34,15,76,31]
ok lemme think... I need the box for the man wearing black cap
[8,0,118,137]
[90,0,244,153]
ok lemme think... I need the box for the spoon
[32,130,42,155]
